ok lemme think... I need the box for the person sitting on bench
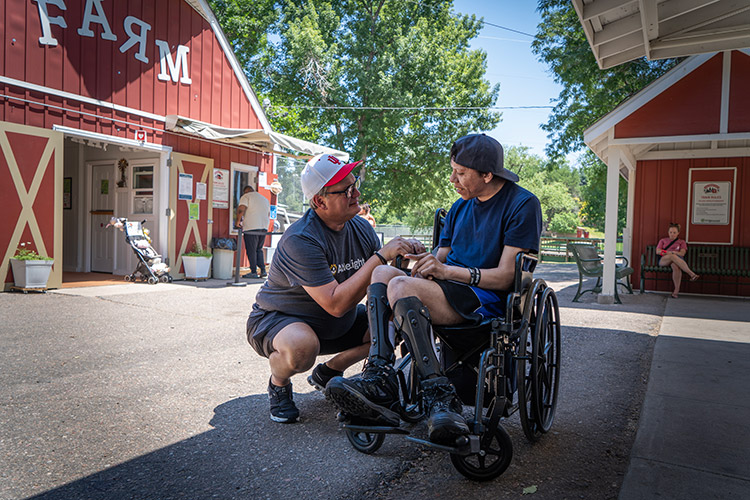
[657,222,699,298]
[326,134,542,445]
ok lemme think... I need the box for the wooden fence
[394,235,622,263]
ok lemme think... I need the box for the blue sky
[453,1,564,161]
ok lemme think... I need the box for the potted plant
[182,242,212,280]
[10,242,54,289]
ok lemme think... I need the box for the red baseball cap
[301,154,362,199]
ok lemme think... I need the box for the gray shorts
[247,303,369,358]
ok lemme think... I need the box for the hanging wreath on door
[117,158,128,187]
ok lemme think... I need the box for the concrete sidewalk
[619,295,750,499]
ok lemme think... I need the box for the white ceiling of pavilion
[573,0,750,69]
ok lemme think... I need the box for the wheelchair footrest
[342,423,410,435]
[405,434,480,455]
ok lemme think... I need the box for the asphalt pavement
[1,265,748,499]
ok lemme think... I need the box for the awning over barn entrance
[165,115,348,161]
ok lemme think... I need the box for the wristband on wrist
[468,266,481,286]
[374,251,388,265]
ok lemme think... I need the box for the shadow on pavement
[27,393,391,500]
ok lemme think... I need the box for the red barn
[1,0,340,289]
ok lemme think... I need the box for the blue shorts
[434,279,508,323]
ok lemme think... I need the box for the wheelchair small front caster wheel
[450,418,513,481]
[345,428,385,454]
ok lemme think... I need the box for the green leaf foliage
[506,146,580,233]
[209,0,501,227]
[532,0,681,233]
[578,150,627,231]
[532,0,680,158]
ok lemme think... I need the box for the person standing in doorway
[237,185,271,279]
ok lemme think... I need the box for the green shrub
[183,242,212,258]
[549,212,579,234]
[13,243,53,261]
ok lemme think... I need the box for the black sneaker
[325,358,400,426]
[307,363,343,391]
[243,272,260,279]
[422,377,469,445]
[268,379,299,423]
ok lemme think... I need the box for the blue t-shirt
[438,181,542,318]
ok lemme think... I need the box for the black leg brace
[392,296,441,380]
[367,283,395,362]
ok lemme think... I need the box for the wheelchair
[338,209,562,481]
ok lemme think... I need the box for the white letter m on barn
[155,40,192,84]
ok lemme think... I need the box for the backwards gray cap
[450,133,519,182]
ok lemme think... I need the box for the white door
[91,164,115,272]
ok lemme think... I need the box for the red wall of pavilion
[632,158,750,296]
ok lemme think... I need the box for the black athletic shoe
[325,358,400,426]
[422,377,469,445]
[268,379,299,423]
[243,272,260,279]
[307,363,343,391]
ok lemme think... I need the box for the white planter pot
[10,259,54,288]
[182,255,212,279]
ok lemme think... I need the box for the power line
[399,0,536,38]
[271,105,552,111]
[482,21,535,38]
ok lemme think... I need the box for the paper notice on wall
[196,182,207,201]
[188,202,200,220]
[179,173,193,200]
[692,181,730,225]
[212,168,229,209]
[258,172,267,187]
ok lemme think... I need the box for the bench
[640,244,750,293]
[567,242,634,304]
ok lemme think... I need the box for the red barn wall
[632,158,750,296]
[0,0,276,241]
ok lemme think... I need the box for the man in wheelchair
[326,134,543,446]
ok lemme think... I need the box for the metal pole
[228,228,247,287]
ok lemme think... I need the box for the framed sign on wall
[686,167,736,245]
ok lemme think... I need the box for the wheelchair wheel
[518,283,545,442]
[450,418,513,481]
[531,287,561,433]
[345,428,385,454]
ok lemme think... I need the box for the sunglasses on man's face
[327,176,361,199]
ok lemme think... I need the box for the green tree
[210,0,501,227]
[275,156,306,212]
[578,150,627,231]
[505,146,581,232]
[532,0,679,232]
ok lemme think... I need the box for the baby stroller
[108,217,172,284]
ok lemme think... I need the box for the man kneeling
[326,134,542,445]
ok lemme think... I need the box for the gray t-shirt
[253,209,381,339]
